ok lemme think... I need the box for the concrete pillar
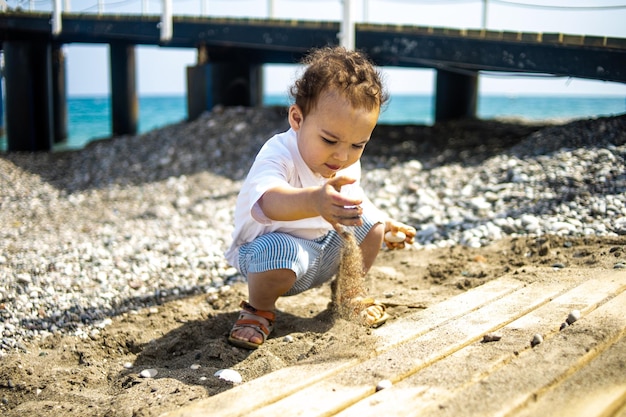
[4,41,54,151]
[110,42,138,136]
[186,61,263,121]
[434,69,478,122]
[51,44,68,144]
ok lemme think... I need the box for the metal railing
[3,0,626,44]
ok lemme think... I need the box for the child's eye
[322,137,337,145]
[352,143,366,149]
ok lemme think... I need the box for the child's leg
[230,269,295,346]
[248,269,296,311]
[360,222,385,273]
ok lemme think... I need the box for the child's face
[289,91,379,178]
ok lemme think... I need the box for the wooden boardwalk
[164,270,626,417]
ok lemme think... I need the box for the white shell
[385,231,406,243]
[214,369,242,384]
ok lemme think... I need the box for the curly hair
[289,46,388,118]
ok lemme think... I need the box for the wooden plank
[515,352,626,417]
[241,281,569,417]
[417,281,626,416]
[163,277,526,417]
[373,276,526,352]
[335,271,626,417]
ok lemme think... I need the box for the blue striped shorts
[237,215,379,296]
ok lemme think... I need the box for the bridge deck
[163,269,626,417]
[1,11,625,82]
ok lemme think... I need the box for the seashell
[214,369,242,384]
[385,231,406,243]
[566,309,581,325]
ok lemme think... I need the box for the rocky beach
[0,106,625,416]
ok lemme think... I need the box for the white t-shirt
[224,128,385,269]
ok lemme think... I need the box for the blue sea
[1,94,624,151]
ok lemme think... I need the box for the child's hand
[384,220,416,250]
[316,176,364,230]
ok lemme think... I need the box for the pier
[1,6,626,151]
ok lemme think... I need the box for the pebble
[481,333,502,343]
[0,108,624,352]
[283,335,294,343]
[376,379,393,391]
[566,309,581,325]
[214,369,242,384]
[140,368,158,378]
[531,333,543,347]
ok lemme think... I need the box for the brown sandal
[228,301,275,349]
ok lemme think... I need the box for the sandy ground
[1,233,624,417]
[1,113,625,416]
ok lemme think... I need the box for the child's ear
[288,105,303,131]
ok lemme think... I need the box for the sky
[11,0,626,97]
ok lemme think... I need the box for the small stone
[384,231,406,243]
[559,322,569,331]
[566,309,581,325]
[283,335,294,343]
[481,333,502,343]
[123,362,134,369]
[214,369,242,384]
[376,379,392,391]
[552,263,565,269]
[531,334,543,347]
[140,368,158,378]
[614,262,625,269]
[190,364,201,370]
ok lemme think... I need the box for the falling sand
[332,229,366,321]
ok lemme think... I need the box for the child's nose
[334,148,349,161]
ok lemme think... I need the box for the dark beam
[357,25,626,83]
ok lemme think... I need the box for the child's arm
[258,176,364,228]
